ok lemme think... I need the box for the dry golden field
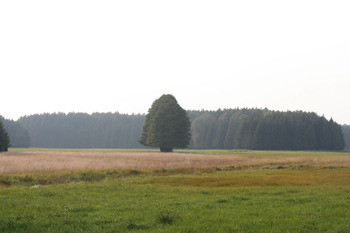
[1,149,350,174]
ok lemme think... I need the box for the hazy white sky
[1,0,350,124]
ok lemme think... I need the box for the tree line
[0,117,10,151]
[18,112,145,149]
[189,109,344,150]
[1,109,348,151]
[342,125,350,151]
[1,116,31,148]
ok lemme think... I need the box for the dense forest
[188,109,344,150]
[10,109,345,151]
[1,116,31,148]
[342,125,350,151]
[18,113,145,149]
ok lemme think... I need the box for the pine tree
[0,119,10,152]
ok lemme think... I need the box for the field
[1,149,350,232]
[2,149,350,174]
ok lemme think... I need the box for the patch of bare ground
[0,151,349,174]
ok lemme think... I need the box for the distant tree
[0,118,10,152]
[191,113,216,149]
[341,125,350,151]
[13,108,345,151]
[139,94,191,152]
[186,109,344,151]
[19,112,146,149]
[2,117,31,148]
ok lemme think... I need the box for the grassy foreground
[1,150,350,232]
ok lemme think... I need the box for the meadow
[1,149,350,232]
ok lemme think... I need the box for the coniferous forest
[18,113,145,149]
[1,109,349,150]
[188,109,344,150]
[0,117,10,152]
[1,116,31,148]
[342,125,350,151]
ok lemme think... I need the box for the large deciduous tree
[139,94,191,152]
[0,118,10,152]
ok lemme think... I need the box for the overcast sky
[1,0,349,124]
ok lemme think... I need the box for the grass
[2,149,350,174]
[8,148,160,153]
[9,147,349,155]
[1,149,350,232]
[1,168,350,232]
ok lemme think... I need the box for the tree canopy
[342,125,350,151]
[1,117,30,148]
[6,108,346,151]
[0,117,10,152]
[19,112,145,149]
[139,94,191,152]
[189,109,345,150]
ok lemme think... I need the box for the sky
[1,0,350,125]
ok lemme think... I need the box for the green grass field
[1,149,350,232]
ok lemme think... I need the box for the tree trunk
[160,147,173,152]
